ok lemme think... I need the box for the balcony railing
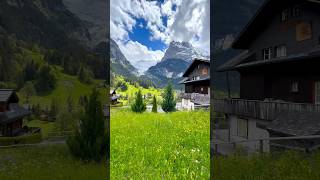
[213,98,320,120]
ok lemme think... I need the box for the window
[237,118,248,139]
[202,68,208,75]
[296,21,312,41]
[262,47,273,60]
[275,45,287,58]
[291,81,299,92]
[196,76,200,80]
[281,9,289,21]
[315,81,320,104]
[292,6,301,17]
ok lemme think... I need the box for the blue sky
[111,0,210,69]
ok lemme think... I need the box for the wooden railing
[213,98,320,120]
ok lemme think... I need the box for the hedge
[0,132,42,146]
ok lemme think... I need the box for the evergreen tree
[152,95,157,113]
[49,98,59,120]
[131,89,146,113]
[20,82,36,105]
[161,83,176,113]
[66,93,74,113]
[67,88,108,162]
[35,64,57,92]
[78,66,93,84]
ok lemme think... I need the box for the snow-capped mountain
[161,41,208,62]
[144,41,209,88]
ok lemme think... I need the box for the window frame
[262,47,273,60]
[290,81,299,93]
[275,45,287,58]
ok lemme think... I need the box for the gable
[182,59,210,77]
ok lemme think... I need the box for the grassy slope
[21,67,107,108]
[111,108,210,179]
[213,151,320,180]
[0,145,106,180]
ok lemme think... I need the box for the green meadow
[213,151,320,180]
[110,108,210,179]
[0,145,107,180]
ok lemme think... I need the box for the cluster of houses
[214,0,320,153]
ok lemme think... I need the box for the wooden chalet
[0,89,30,137]
[214,0,320,152]
[180,59,210,110]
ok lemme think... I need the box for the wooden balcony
[213,98,320,120]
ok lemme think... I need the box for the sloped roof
[266,111,320,136]
[0,103,30,124]
[233,0,320,49]
[182,59,210,77]
[0,89,14,102]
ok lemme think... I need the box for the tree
[20,82,36,105]
[78,66,93,84]
[56,111,77,132]
[49,98,59,121]
[35,65,57,92]
[131,89,146,113]
[152,95,157,113]
[66,93,74,113]
[67,88,108,162]
[161,83,176,113]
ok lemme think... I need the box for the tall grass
[111,108,210,179]
[0,145,107,180]
[213,151,320,180]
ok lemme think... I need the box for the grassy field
[0,144,107,180]
[110,108,210,179]
[213,151,320,180]
[25,119,56,139]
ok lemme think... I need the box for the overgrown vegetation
[152,95,158,113]
[67,89,108,162]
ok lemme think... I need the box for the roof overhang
[182,58,210,77]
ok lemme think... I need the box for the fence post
[259,140,264,154]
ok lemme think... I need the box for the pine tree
[67,88,108,162]
[131,89,146,113]
[161,83,176,113]
[152,95,157,113]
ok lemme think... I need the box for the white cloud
[119,41,165,64]
[110,0,210,66]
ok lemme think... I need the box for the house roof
[182,59,210,77]
[232,0,320,49]
[217,47,320,71]
[266,111,320,136]
[0,103,30,125]
[0,89,15,102]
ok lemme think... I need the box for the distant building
[110,89,120,106]
[0,89,30,137]
[180,59,210,110]
[215,0,320,152]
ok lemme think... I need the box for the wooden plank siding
[213,98,320,121]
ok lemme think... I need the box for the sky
[110,0,210,66]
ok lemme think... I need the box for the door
[315,81,320,104]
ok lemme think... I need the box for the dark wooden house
[180,59,210,110]
[0,89,30,137]
[181,59,210,94]
[214,0,320,152]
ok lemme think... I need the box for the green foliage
[152,95,157,113]
[35,64,57,92]
[66,93,74,113]
[111,108,210,179]
[67,89,108,162]
[20,81,36,104]
[131,89,146,113]
[55,111,78,132]
[49,98,59,120]
[161,83,176,113]
[78,66,93,84]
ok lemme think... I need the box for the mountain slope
[145,41,209,88]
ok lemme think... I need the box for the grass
[110,108,210,179]
[25,119,56,139]
[213,151,320,180]
[0,144,107,180]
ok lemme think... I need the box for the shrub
[131,89,146,113]
[152,95,157,113]
[161,83,176,113]
[67,88,108,162]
